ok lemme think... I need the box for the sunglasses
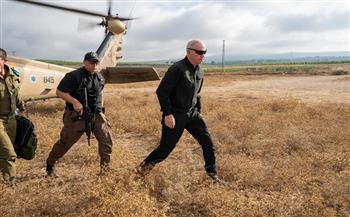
[187,48,207,55]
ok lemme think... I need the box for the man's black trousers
[143,110,216,174]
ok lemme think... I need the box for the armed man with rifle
[46,52,113,176]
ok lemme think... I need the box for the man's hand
[73,101,83,114]
[56,89,83,114]
[164,114,175,129]
[18,110,27,117]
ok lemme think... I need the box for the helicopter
[6,0,160,102]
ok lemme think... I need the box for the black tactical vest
[69,68,104,113]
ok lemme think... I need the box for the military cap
[84,52,100,63]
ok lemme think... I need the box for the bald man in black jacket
[137,39,220,182]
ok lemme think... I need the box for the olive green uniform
[0,65,25,180]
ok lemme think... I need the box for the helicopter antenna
[125,0,137,30]
[108,0,112,17]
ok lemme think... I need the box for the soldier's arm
[16,95,25,112]
[16,97,26,116]
[14,75,25,113]
[56,89,82,113]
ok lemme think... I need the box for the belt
[65,108,101,114]
[172,107,196,114]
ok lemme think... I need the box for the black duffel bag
[14,115,37,160]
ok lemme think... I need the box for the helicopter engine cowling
[107,19,126,34]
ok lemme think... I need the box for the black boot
[136,161,154,177]
[46,162,55,176]
[4,177,16,187]
[99,164,111,175]
[207,172,224,184]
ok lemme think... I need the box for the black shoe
[46,162,55,176]
[136,162,154,177]
[98,164,111,176]
[4,177,16,187]
[207,173,224,184]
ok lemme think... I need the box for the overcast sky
[0,0,349,62]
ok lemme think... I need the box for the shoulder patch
[11,67,21,77]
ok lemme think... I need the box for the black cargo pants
[144,109,216,174]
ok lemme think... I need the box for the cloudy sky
[0,0,349,62]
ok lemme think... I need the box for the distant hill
[205,51,350,65]
[123,51,350,65]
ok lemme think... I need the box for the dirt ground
[205,74,350,104]
[1,73,349,217]
[105,74,350,104]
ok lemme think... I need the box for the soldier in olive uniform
[46,52,113,176]
[0,48,25,185]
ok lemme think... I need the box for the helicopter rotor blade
[12,0,135,21]
[77,18,101,32]
[125,0,137,31]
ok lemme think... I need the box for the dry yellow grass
[0,75,349,217]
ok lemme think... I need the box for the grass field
[40,59,350,77]
[0,70,349,216]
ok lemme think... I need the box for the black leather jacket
[156,57,203,115]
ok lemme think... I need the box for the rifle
[80,87,94,146]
